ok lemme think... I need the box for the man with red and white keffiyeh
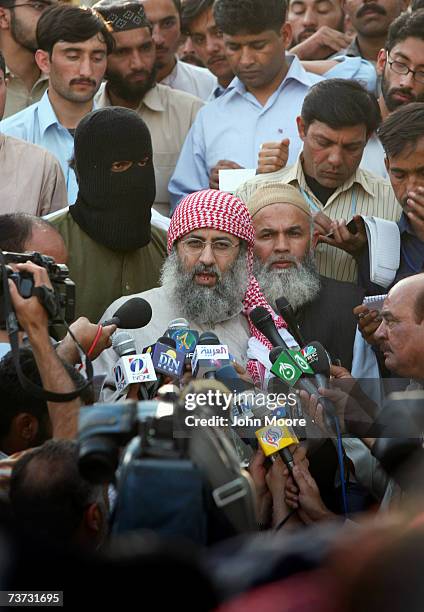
[96,189,290,390]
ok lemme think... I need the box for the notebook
[363,216,400,288]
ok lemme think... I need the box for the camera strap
[0,253,94,402]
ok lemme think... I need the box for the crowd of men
[2,0,424,607]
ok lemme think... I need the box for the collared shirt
[341,37,374,63]
[160,58,217,101]
[236,155,401,283]
[3,70,48,119]
[323,55,377,95]
[0,133,67,215]
[168,55,321,211]
[49,210,168,322]
[94,284,250,398]
[360,133,387,179]
[95,82,203,210]
[358,213,424,294]
[0,90,91,205]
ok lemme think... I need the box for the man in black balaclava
[50,106,167,323]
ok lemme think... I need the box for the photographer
[6,260,81,440]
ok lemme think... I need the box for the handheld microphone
[191,331,230,378]
[250,306,286,348]
[301,341,332,389]
[269,346,318,396]
[146,336,185,380]
[165,318,199,356]
[275,296,305,348]
[102,297,152,329]
[255,422,299,474]
[112,333,156,394]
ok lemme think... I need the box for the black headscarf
[70,107,156,251]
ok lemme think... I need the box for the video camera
[0,251,75,328]
[78,384,257,545]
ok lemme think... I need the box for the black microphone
[275,296,305,348]
[198,331,220,345]
[102,297,152,329]
[301,341,331,389]
[250,306,286,348]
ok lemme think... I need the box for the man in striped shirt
[236,78,401,284]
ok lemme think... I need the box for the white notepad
[363,216,400,288]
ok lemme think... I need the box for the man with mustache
[95,189,287,391]
[248,183,363,369]
[288,0,351,60]
[0,4,113,204]
[139,0,216,100]
[93,0,203,216]
[181,0,234,99]
[360,9,424,177]
[0,0,56,119]
[237,78,400,284]
[341,0,407,63]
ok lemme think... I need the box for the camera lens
[78,435,121,484]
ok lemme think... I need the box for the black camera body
[0,251,75,329]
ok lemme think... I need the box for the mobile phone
[326,218,358,239]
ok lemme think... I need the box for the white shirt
[360,134,387,179]
[160,58,217,101]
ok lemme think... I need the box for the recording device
[112,333,156,394]
[145,336,185,379]
[191,331,231,378]
[326,218,358,239]
[250,306,286,348]
[78,382,257,544]
[0,251,75,328]
[102,297,152,329]
[275,296,305,348]
[165,318,199,357]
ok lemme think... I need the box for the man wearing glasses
[0,0,55,118]
[96,189,285,390]
[361,9,424,177]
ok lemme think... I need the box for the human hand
[8,261,53,337]
[291,26,352,60]
[353,304,381,347]
[256,139,289,174]
[209,160,244,190]
[318,215,367,257]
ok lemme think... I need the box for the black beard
[105,65,157,104]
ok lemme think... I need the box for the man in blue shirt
[0,4,114,204]
[168,0,321,212]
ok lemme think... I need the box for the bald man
[248,183,364,369]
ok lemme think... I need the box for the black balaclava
[70,107,156,251]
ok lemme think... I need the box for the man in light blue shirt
[0,4,114,204]
[168,0,321,212]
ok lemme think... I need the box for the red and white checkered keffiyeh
[168,189,287,385]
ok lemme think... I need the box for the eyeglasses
[9,1,52,11]
[180,237,240,257]
[387,53,424,85]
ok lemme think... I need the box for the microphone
[191,331,231,378]
[275,296,305,348]
[301,341,332,389]
[102,297,152,329]
[165,318,199,356]
[269,346,318,396]
[112,332,156,395]
[250,306,285,348]
[146,336,185,380]
[255,421,299,474]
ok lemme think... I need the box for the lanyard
[299,185,357,217]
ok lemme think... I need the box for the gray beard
[160,249,249,327]
[253,251,321,311]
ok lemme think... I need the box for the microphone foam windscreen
[198,331,220,345]
[113,297,152,329]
